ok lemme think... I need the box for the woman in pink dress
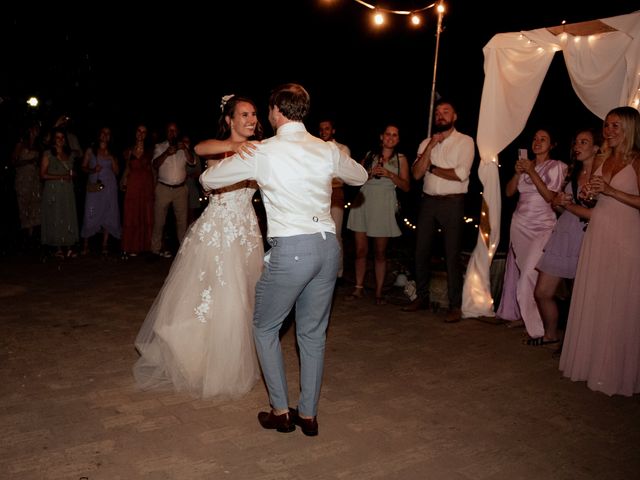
[559,106,640,397]
[497,128,567,340]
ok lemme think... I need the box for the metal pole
[427,3,444,138]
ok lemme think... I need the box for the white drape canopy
[462,10,640,318]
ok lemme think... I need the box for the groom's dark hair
[268,83,310,121]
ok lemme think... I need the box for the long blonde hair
[600,106,640,165]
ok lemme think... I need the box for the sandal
[54,250,65,259]
[523,337,560,347]
[375,296,387,306]
[66,249,77,258]
[345,285,364,301]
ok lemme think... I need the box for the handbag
[86,154,105,192]
[87,179,104,192]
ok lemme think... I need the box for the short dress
[536,183,587,279]
[347,154,403,238]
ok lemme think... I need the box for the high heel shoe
[345,285,364,301]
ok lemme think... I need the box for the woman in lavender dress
[532,127,601,346]
[80,127,121,255]
[497,128,567,340]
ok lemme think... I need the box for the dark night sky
[1,0,637,158]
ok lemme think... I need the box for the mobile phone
[518,148,528,160]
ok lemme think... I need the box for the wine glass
[580,179,598,208]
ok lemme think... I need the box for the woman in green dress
[40,127,79,258]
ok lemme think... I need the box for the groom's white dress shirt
[200,122,367,238]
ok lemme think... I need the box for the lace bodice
[181,187,261,276]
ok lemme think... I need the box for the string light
[350,0,438,27]
[343,1,446,137]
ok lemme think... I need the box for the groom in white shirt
[200,83,367,436]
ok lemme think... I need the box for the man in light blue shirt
[200,83,367,436]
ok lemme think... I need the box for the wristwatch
[428,164,436,174]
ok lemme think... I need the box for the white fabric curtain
[462,11,640,319]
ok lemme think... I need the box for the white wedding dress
[133,183,263,399]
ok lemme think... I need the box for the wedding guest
[319,118,351,283]
[80,127,121,255]
[402,100,475,323]
[150,121,196,258]
[560,106,640,396]
[346,123,410,304]
[532,127,601,347]
[496,127,567,340]
[120,123,155,257]
[51,114,84,227]
[40,127,78,258]
[11,121,42,247]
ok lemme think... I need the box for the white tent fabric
[461,10,640,318]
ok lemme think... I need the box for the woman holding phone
[497,128,567,343]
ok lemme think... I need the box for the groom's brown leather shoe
[290,408,318,437]
[257,410,295,433]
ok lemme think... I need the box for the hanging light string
[351,0,437,15]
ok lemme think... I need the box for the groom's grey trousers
[253,232,340,417]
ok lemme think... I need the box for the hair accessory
[220,94,235,112]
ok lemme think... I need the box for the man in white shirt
[151,122,195,258]
[200,84,367,436]
[402,100,475,323]
[318,118,351,283]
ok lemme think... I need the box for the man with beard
[401,100,475,323]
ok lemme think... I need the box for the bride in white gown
[133,95,264,399]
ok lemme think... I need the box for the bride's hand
[234,141,259,159]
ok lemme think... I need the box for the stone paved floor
[1,251,639,479]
